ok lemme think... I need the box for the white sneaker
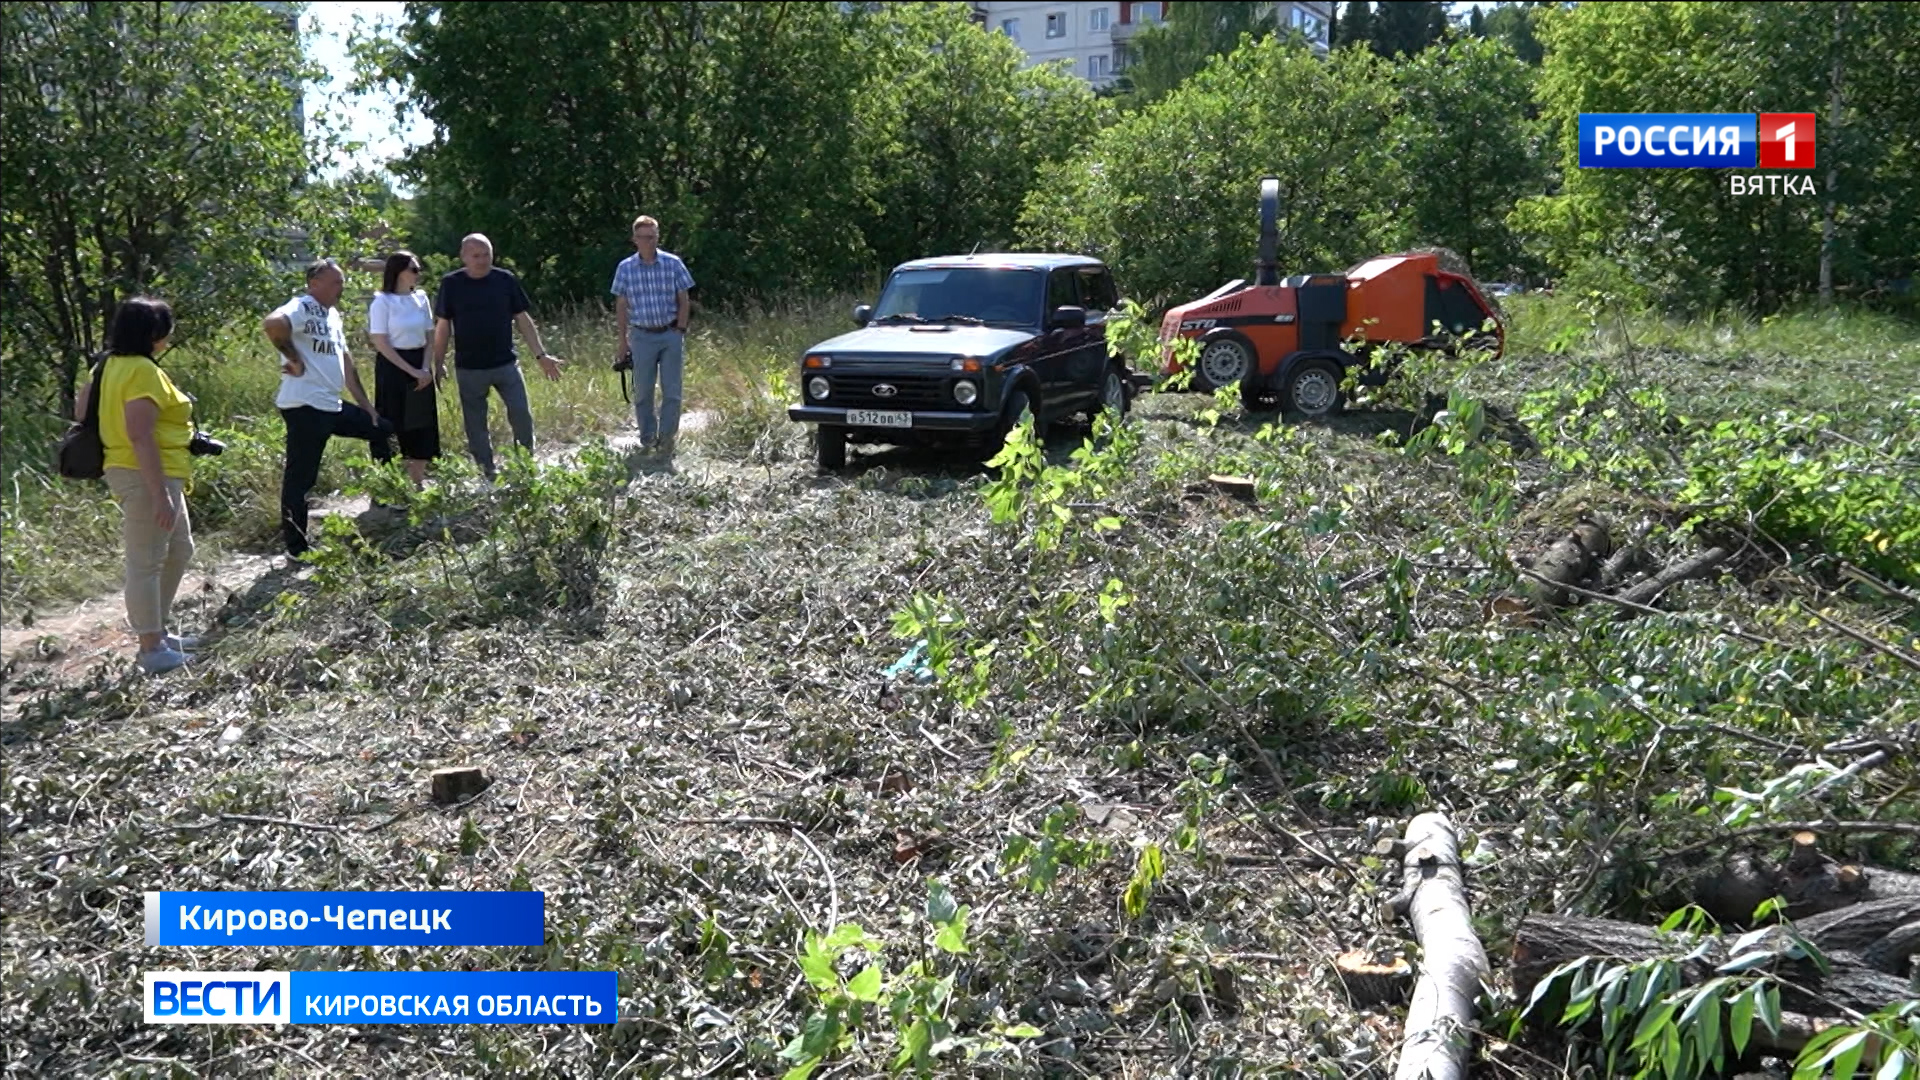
[137,647,193,675]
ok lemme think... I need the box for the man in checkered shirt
[611,216,695,455]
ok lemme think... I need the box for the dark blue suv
[787,254,1137,469]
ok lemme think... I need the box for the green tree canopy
[1391,37,1544,280]
[373,1,1096,308]
[1020,37,1407,308]
[850,4,1101,272]
[1368,1,1448,57]
[1112,1,1281,109]
[1514,1,1920,312]
[0,1,356,417]
[1481,3,1544,66]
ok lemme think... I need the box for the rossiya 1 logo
[1578,112,1818,196]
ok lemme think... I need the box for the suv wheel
[993,389,1042,456]
[1100,365,1130,418]
[816,425,847,471]
[1285,357,1346,419]
[1195,338,1253,392]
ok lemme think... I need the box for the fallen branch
[362,807,422,834]
[1840,562,1920,610]
[676,816,810,831]
[790,826,839,933]
[1799,749,1894,805]
[211,810,345,826]
[1174,657,1362,889]
[1615,545,1731,610]
[1392,812,1488,1080]
[917,724,963,763]
[1804,606,1920,673]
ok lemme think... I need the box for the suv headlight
[807,376,830,401]
[953,380,978,406]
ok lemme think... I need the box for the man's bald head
[459,233,495,277]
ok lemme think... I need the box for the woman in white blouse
[367,251,440,488]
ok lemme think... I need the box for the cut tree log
[1613,545,1731,613]
[1693,843,1920,927]
[1598,522,1650,588]
[1511,914,1910,1020]
[1522,519,1612,609]
[1391,812,1489,1080]
[1796,896,1920,973]
[1333,948,1414,1006]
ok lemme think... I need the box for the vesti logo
[145,972,290,1025]
[1579,112,1818,196]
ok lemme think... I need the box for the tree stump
[1206,474,1259,502]
[430,766,489,805]
[1334,948,1414,1006]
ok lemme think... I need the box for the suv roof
[894,253,1104,272]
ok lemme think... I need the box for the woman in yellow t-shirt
[74,296,199,674]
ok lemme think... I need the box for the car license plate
[846,410,911,428]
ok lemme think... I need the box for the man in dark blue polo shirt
[430,233,565,479]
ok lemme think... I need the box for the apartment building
[967,1,1334,89]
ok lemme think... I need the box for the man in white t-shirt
[261,259,393,558]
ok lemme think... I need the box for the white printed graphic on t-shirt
[273,295,348,412]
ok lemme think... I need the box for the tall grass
[6,286,1912,616]
[1487,294,1920,420]
[0,280,855,614]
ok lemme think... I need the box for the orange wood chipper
[1158,177,1504,417]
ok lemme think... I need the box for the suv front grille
[830,373,951,409]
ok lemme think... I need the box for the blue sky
[303,2,429,192]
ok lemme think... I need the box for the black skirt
[375,346,440,460]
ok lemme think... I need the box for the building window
[1289,8,1327,46]
[1089,54,1110,79]
[1000,17,1020,43]
[1089,7,1110,32]
[1046,12,1065,38]
[1137,2,1164,24]
[1113,45,1130,70]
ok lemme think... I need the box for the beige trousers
[104,468,194,637]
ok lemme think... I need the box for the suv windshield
[871,268,1038,327]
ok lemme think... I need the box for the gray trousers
[626,327,685,445]
[454,364,534,477]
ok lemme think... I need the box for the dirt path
[0,411,717,678]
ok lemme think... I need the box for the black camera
[188,431,225,457]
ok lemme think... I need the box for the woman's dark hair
[107,296,175,357]
[381,251,423,294]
